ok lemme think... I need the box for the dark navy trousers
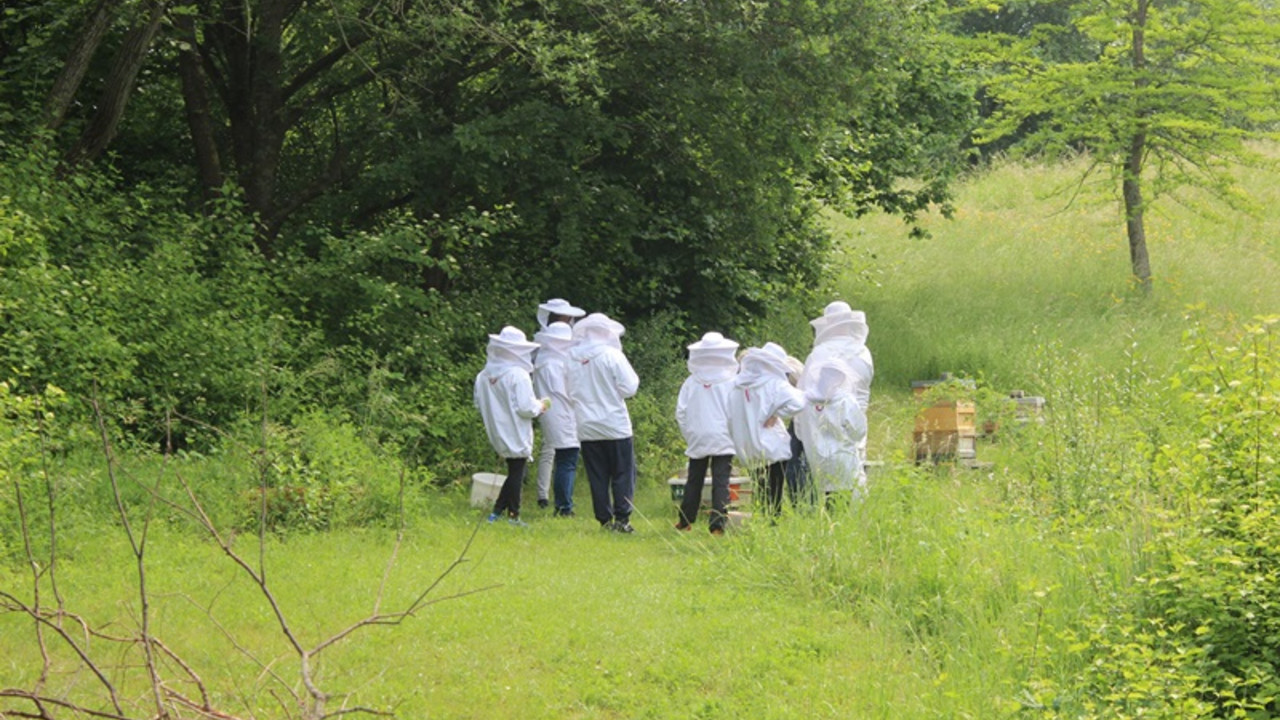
[580,437,636,526]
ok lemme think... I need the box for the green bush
[0,382,66,565]
[0,142,310,447]
[1139,316,1280,715]
[1022,316,1280,718]
[230,410,418,533]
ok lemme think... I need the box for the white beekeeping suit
[727,342,805,467]
[796,363,867,496]
[568,313,638,441]
[675,332,739,459]
[473,326,547,458]
[536,298,586,330]
[532,300,584,505]
[798,301,873,479]
[532,322,578,451]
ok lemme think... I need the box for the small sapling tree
[966,0,1280,294]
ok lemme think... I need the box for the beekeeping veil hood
[536,298,586,330]
[735,342,793,387]
[572,313,625,352]
[533,321,575,366]
[810,301,869,347]
[485,326,539,374]
[805,363,850,405]
[687,332,739,384]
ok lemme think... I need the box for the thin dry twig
[91,395,167,718]
[0,688,132,720]
[0,590,125,714]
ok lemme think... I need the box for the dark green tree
[3,0,971,327]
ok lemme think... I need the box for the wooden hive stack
[912,376,977,463]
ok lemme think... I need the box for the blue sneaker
[507,517,529,528]
[487,513,500,523]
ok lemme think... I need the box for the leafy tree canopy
[956,0,1280,291]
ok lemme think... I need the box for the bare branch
[319,706,394,719]
[162,685,245,720]
[11,475,52,691]
[91,394,167,717]
[0,690,133,720]
[309,522,487,656]
[150,636,215,713]
[171,589,296,698]
[0,591,124,714]
[372,469,407,616]
[34,400,66,612]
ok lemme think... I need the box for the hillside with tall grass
[833,150,1280,391]
[2,154,1277,719]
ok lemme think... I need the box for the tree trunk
[207,0,293,258]
[42,0,123,131]
[64,0,168,167]
[1125,0,1152,294]
[1123,137,1151,294]
[174,8,224,202]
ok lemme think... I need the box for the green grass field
[3,152,1277,719]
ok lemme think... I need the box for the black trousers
[754,460,787,516]
[580,437,636,525]
[679,454,733,531]
[492,457,528,518]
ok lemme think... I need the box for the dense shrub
[0,381,66,564]
[1023,316,1280,718]
[228,410,422,533]
[0,142,309,447]
[1138,316,1280,715]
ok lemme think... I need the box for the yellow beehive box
[914,400,976,434]
[913,431,977,461]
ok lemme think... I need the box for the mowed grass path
[2,480,970,719]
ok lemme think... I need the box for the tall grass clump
[1000,330,1182,516]
[711,308,1277,716]
[707,459,1145,716]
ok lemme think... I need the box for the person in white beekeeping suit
[568,313,641,533]
[474,326,550,527]
[797,301,873,484]
[536,297,588,330]
[795,363,868,508]
[533,321,580,517]
[674,331,739,535]
[532,298,586,508]
[727,342,806,517]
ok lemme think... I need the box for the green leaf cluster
[964,0,1280,207]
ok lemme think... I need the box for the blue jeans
[552,447,580,513]
[785,422,813,504]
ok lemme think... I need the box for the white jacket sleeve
[675,378,693,436]
[844,400,868,443]
[771,384,806,422]
[508,373,544,420]
[613,352,640,399]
